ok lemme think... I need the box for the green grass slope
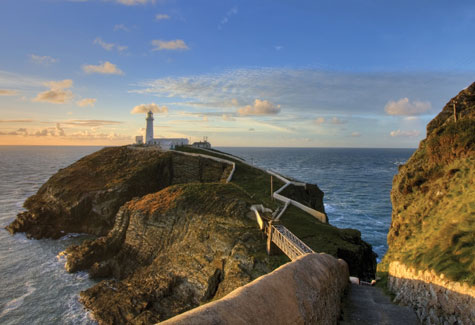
[380,82,475,285]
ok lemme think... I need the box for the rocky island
[381,82,475,324]
[7,145,376,323]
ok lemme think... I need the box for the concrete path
[340,284,420,325]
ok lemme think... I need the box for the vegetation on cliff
[381,82,475,285]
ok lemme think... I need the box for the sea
[0,146,414,324]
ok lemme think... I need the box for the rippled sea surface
[0,146,414,323]
[0,146,101,325]
[220,147,415,260]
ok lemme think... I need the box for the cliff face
[7,145,376,323]
[74,183,281,324]
[6,147,230,239]
[382,83,475,323]
[382,82,474,284]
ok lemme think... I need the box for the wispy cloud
[155,13,170,21]
[218,6,238,30]
[94,37,127,52]
[330,117,346,125]
[314,117,325,125]
[82,61,124,75]
[151,39,189,51]
[62,120,123,127]
[389,129,420,137]
[33,79,73,104]
[0,89,18,96]
[115,0,155,5]
[131,103,168,114]
[237,99,281,116]
[132,68,471,117]
[0,124,65,137]
[113,24,130,32]
[385,98,431,116]
[30,54,57,65]
[76,98,97,107]
[0,119,34,123]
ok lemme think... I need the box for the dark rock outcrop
[6,147,230,239]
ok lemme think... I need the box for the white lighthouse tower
[145,110,154,144]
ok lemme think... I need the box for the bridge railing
[270,224,314,261]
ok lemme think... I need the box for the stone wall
[160,253,349,324]
[389,261,475,324]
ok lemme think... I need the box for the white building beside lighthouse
[136,110,189,150]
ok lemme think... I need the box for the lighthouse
[145,110,154,143]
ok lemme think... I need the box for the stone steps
[340,284,419,325]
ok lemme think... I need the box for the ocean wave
[0,281,36,318]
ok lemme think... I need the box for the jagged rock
[77,183,281,324]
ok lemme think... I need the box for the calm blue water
[219,147,415,260]
[0,146,414,324]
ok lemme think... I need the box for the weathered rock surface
[76,183,283,324]
[6,146,230,239]
[161,253,349,325]
[382,82,475,323]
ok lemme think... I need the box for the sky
[0,0,474,147]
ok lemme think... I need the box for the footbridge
[251,205,314,260]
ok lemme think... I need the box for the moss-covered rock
[381,82,475,285]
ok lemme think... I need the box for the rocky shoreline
[7,145,376,323]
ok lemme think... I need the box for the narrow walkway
[340,284,419,325]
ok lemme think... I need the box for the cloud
[237,99,281,116]
[30,54,57,65]
[155,13,170,21]
[222,114,236,121]
[1,124,65,137]
[93,37,128,52]
[274,46,283,51]
[389,129,420,137]
[0,89,18,96]
[330,117,346,125]
[385,98,431,116]
[131,103,168,114]
[76,98,97,107]
[33,79,73,104]
[113,24,129,32]
[46,79,73,89]
[351,131,361,137]
[115,0,155,5]
[132,68,473,118]
[314,117,325,125]
[219,6,238,29]
[82,61,124,75]
[62,120,123,127]
[0,119,34,123]
[151,39,189,51]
